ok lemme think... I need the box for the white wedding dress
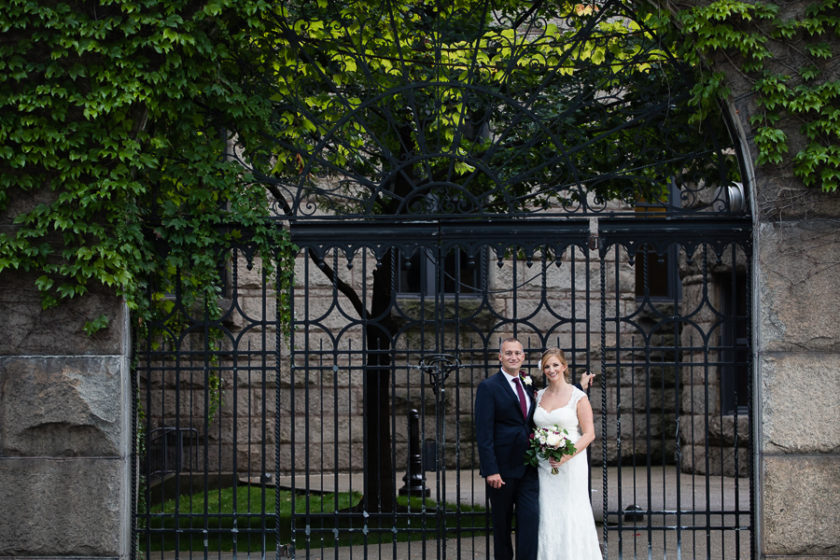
[534,386,603,560]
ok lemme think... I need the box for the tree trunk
[361,249,397,512]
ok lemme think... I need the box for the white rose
[545,432,563,448]
[521,375,532,386]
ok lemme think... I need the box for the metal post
[399,408,429,497]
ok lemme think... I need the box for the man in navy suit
[475,337,539,560]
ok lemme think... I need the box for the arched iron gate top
[232,0,749,223]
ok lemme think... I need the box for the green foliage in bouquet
[526,425,576,475]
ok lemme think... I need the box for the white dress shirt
[502,370,530,410]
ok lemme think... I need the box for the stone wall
[754,221,840,557]
[0,271,131,558]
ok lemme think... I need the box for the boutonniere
[519,371,533,387]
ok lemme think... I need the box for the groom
[475,337,539,560]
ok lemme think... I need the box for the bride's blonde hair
[540,347,570,383]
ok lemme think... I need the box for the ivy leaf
[83,314,110,336]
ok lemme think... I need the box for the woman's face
[542,354,567,385]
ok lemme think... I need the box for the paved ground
[151,466,751,559]
[277,465,749,523]
[277,466,751,559]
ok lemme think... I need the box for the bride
[533,348,603,560]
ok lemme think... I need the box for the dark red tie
[513,377,528,418]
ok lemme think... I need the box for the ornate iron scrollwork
[234,0,749,223]
[418,353,460,396]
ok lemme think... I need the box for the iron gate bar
[289,219,592,261]
[597,217,752,257]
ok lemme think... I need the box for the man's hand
[486,473,505,489]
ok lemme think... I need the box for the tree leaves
[259,0,735,215]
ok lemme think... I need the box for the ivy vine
[675,0,840,192]
[0,0,296,331]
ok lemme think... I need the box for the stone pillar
[754,218,840,558]
[0,271,131,559]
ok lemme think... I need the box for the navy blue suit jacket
[475,371,535,479]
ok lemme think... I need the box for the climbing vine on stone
[0,0,295,328]
[675,0,840,192]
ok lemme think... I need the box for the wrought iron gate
[133,0,754,558]
[134,217,752,559]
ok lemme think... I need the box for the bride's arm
[573,396,595,455]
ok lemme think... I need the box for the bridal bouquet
[525,425,576,474]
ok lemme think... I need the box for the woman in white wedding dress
[533,348,602,560]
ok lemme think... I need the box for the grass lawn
[138,485,488,552]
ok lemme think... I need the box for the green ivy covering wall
[676,0,839,192]
[0,0,294,330]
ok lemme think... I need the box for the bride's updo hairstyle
[540,347,571,383]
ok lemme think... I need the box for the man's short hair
[499,337,521,353]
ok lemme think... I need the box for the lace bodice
[533,387,585,443]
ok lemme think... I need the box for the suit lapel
[497,371,518,402]
[498,370,530,420]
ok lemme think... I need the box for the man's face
[499,340,525,375]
